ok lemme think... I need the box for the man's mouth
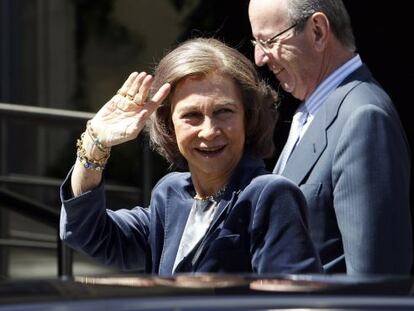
[273,67,285,76]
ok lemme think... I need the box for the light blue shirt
[298,54,363,141]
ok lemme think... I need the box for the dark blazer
[280,65,412,274]
[60,154,322,275]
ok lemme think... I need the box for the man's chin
[280,81,294,94]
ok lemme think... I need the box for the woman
[60,38,322,275]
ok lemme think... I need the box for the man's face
[249,0,317,101]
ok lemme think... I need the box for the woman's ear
[309,12,330,52]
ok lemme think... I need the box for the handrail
[0,102,150,278]
[0,239,56,249]
[0,102,151,203]
[0,187,59,227]
[0,102,94,126]
[0,174,141,196]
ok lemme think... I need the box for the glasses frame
[251,14,312,53]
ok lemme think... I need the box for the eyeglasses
[251,23,298,53]
[251,14,312,53]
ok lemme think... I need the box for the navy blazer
[60,154,322,275]
[279,65,412,274]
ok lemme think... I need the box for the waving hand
[90,72,171,147]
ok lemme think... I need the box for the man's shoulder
[338,65,392,109]
[322,71,394,124]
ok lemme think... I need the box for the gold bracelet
[76,132,110,171]
[86,120,110,153]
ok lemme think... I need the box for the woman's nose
[198,118,220,140]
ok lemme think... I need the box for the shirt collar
[302,54,363,116]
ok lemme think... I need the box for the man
[248,0,412,274]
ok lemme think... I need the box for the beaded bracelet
[86,120,110,153]
[76,132,110,171]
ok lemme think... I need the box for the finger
[129,83,171,137]
[117,72,138,97]
[127,72,147,100]
[145,83,171,111]
[134,74,153,106]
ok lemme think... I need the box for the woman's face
[171,72,245,183]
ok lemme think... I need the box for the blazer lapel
[158,186,194,275]
[163,154,267,273]
[282,117,327,184]
[282,65,370,184]
[189,190,240,270]
[209,191,238,230]
[182,154,264,271]
[206,154,263,230]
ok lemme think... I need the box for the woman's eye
[182,112,201,119]
[216,108,233,115]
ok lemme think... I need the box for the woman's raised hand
[89,72,170,147]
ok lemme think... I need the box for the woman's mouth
[195,145,226,156]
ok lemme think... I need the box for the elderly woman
[60,38,322,275]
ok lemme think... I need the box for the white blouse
[173,198,218,272]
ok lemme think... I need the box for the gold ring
[126,93,134,101]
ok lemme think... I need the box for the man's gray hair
[288,0,356,52]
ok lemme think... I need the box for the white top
[173,198,218,272]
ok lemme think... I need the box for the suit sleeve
[59,168,150,271]
[248,175,323,274]
[332,103,412,274]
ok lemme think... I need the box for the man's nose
[254,45,270,67]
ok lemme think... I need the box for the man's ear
[309,12,330,52]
